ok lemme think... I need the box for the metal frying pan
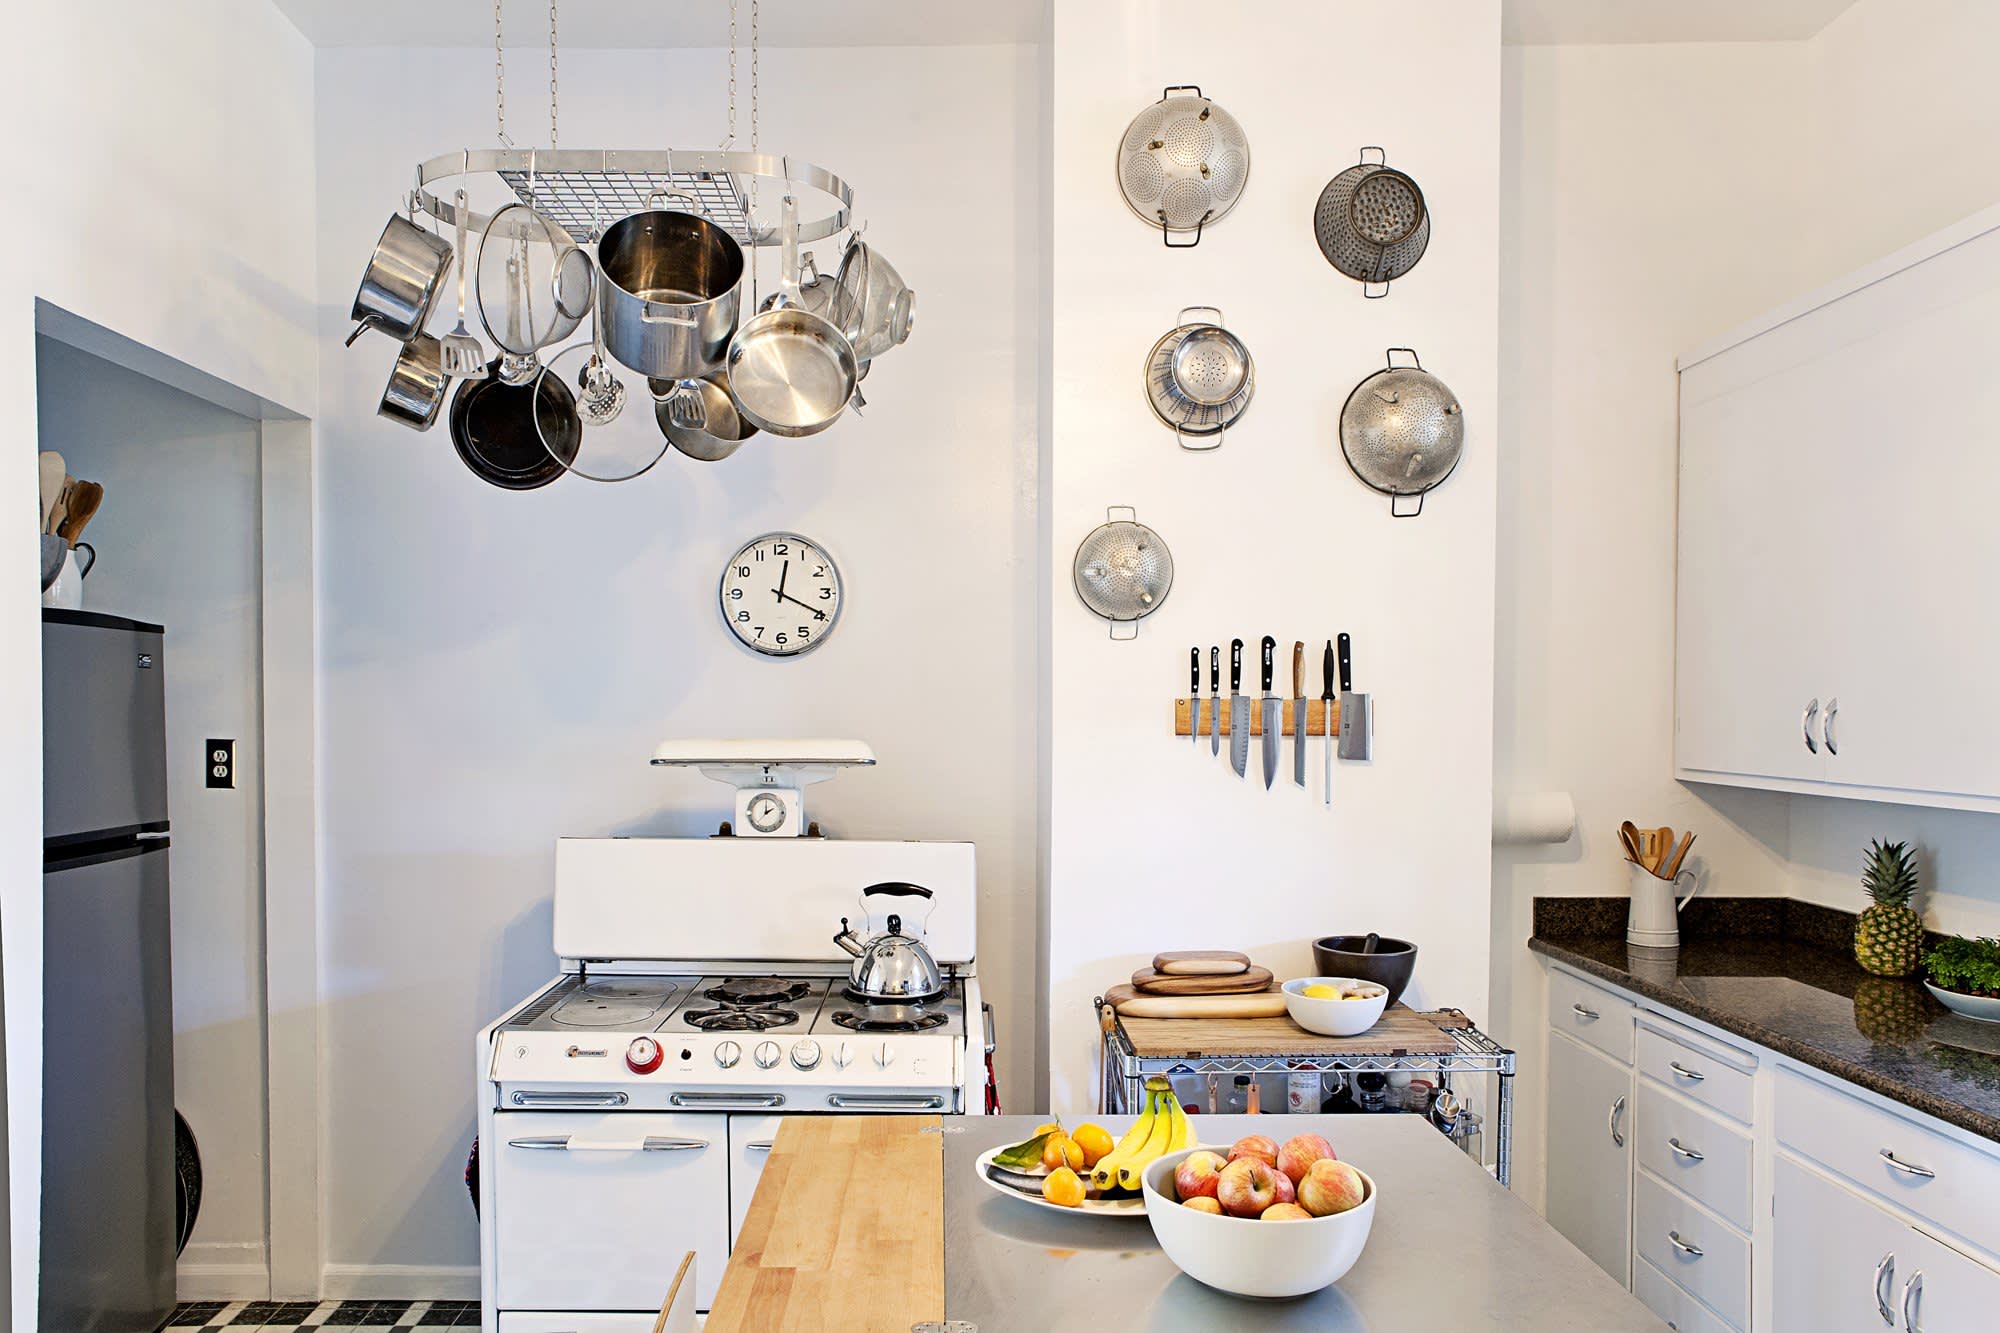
[448,357,580,490]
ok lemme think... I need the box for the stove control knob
[754,1040,782,1070]
[714,1040,742,1070]
[626,1037,664,1075]
[790,1040,822,1071]
[875,1041,895,1070]
[832,1042,854,1070]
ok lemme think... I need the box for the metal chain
[750,0,760,153]
[547,0,559,148]
[725,0,737,148]
[492,0,507,146]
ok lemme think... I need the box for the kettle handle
[862,882,932,898]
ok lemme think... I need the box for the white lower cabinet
[1635,1171,1750,1329]
[1546,1028,1635,1285]
[1636,1257,1736,1333]
[498,1316,662,1332]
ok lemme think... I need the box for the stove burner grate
[682,1006,800,1032]
[831,1008,949,1033]
[706,977,812,1007]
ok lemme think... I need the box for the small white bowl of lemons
[1282,977,1389,1036]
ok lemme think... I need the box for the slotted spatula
[438,189,487,379]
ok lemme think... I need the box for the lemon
[1302,983,1340,999]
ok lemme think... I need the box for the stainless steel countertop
[944,1114,1664,1331]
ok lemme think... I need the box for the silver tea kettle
[832,882,944,1003]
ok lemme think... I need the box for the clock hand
[774,559,790,604]
[777,590,828,619]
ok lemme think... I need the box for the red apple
[1226,1134,1280,1169]
[1182,1195,1223,1215]
[1261,1202,1313,1221]
[1173,1149,1226,1201]
[1215,1157,1281,1218]
[1268,1167,1296,1206]
[1298,1158,1368,1216]
[1275,1133,1336,1184]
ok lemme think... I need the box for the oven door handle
[509,1091,630,1108]
[507,1135,711,1153]
[825,1094,946,1111]
[745,1140,777,1153]
[668,1092,786,1109]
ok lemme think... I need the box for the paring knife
[1228,638,1249,778]
[1322,639,1337,806]
[1260,636,1279,789]
[1209,646,1221,758]
[1190,647,1201,748]
[1292,641,1307,788]
[1337,631,1372,761]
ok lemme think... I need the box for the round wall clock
[718,532,844,657]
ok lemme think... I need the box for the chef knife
[1228,638,1249,778]
[1337,631,1372,760]
[1260,635,1279,789]
[1322,639,1337,806]
[1291,640,1307,788]
[1190,647,1201,748]
[1209,646,1221,758]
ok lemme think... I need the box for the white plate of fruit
[976,1076,1190,1216]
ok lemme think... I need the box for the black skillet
[449,358,581,490]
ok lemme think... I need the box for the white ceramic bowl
[1925,981,2000,1024]
[1282,977,1389,1037]
[1142,1147,1377,1298]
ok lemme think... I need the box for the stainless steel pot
[595,196,744,381]
[652,375,758,461]
[830,883,944,1003]
[378,332,448,431]
[348,213,453,346]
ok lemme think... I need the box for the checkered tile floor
[159,1300,482,1330]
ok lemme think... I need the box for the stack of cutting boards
[1102,951,1288,1019]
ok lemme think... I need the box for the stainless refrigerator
[41,609,175,1333]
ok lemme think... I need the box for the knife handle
[1323,639,1336,700]
[1292,641,1304,698]
[1338,632,1353,693]
[1190,647,1200,697]
[1260,636,1275,693]
[1230,638,1243,692]
[1210,646,1220,694]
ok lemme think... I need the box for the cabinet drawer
[1635,1172,1750,1328]
[1635,1256,1738,1333]
[1636,1081,1753,1232]
[1775,1066,2000,1258]
[1637,1021,1754,1124]
[500,1316,662,1332]
[1550,968,1635,1063]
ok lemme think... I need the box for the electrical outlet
[206,739,235,789]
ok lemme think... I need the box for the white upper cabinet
[1677,205,2000,810]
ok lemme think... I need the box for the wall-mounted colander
[1073,506,1174,639]
[1142,306,1254,451]
[1339,348,1463,517]
[1313,147,1430,297]
[1116,86,1250,248]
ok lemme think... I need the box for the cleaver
[1337,631,1372,761]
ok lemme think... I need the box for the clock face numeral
[719,532,842,658]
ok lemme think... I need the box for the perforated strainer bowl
[1144,308,1254,451]
[1116,86,1250,248]
[1073,506,1174,639]
[1339,348,1464,517]
[1313,148,1431,297]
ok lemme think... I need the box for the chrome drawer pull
[670,1092,785,1109]
[1571,1002,1600,1021]
[1879,1148,1935,1179]
[1902,1270,1924,1333]
[1667,1060,1705,1083]
[506,1135,709,1152]
[1608,1094,1627,1148]
[826,1094,946,1110]
[1666,1137,1704,1162]
[509,1090,629,1108]
[745,1140,776,1153]
[1875,1253,1896,1327]
[1666,1230,1704,1258]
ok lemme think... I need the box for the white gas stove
[476,775,987,1328]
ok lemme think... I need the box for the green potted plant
[1854,840,1924,978]
[1922,935,2000,1022]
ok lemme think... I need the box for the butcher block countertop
[704,1114,945,1332]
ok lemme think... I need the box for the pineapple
[1855,839,1925,978]
[1853,977,1930,1044]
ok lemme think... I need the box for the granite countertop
[1529,897,2000,1144]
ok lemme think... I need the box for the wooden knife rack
[1173,698,1339,737]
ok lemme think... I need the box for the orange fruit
[1071,1123,1115,1168]
[1032,1122,1062,1138]
[1041,1166,1085,1207]
[1041,1132,1085,1172]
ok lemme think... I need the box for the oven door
[494,1112,728,1312]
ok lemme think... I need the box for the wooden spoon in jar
[58,480,102,544]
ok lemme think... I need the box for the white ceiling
[1503,0,1861,45]
[269,0,1042,48]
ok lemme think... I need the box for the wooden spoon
[1618,821,1645,864]
[38,453,64,534]
[1650,826,1674,874]
[1664,831,1697,880]
[58,480,102,544]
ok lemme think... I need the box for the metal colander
[1169,308,1251,406]
[1313,148,1430,296]
[1073,507,1174,639]
[1145,316,1253,451]
[1339,349,1464,517]
[1116,86,1250,247]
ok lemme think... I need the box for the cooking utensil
[1072,506,1173,639]
[845,241,914,361]
[56,480,102,545]
[1144,310,1254,450]
[47,477,71,538]
[1115,85,1251,247]
[38,452,64,534]
[378,332,449,431]
[1619,821,1646,865]
[596,191,744,382]
[1260,635,1280,789]
[1336,632,1371,760]
[1310,935,1417,1008]
[1313,148,1431,297]
[726,196,859,438]
[1209,646,1221,758]
[1322,640,1337,806]
[1339,348,1465,517]
[1291,640,1308,788]
[1101,984,1287,1020]
[1189,648,1201,749]
[1152,950,1250,976]
[347,212,453,346]
[653,374,759,462]
[439,189,488,379]
[830,882,945,1003]
[448,357,580,490]
[525,339,664,482]
[1130,965,1274,996]
[1228,638,1249,777]
[1650,826,1675,875]
[1664,831,1697,880]
[477,200,595,358]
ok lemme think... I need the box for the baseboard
[319,1264,481,1300]
[177,1242,270,1301]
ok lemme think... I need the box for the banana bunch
[1089,1075,1194,1192]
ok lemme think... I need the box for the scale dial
[745,792,789,834]
[719,532,843,657]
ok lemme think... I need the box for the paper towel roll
[1492,791,1577,845]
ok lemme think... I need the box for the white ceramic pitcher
[1627,860,1699,949]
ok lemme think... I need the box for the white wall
[0,4,317,1323]
[312,42,1039,1290]
[33,339,272,1292]
[1045,0,1502,1117]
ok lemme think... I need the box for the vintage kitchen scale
[650,737,875,837]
